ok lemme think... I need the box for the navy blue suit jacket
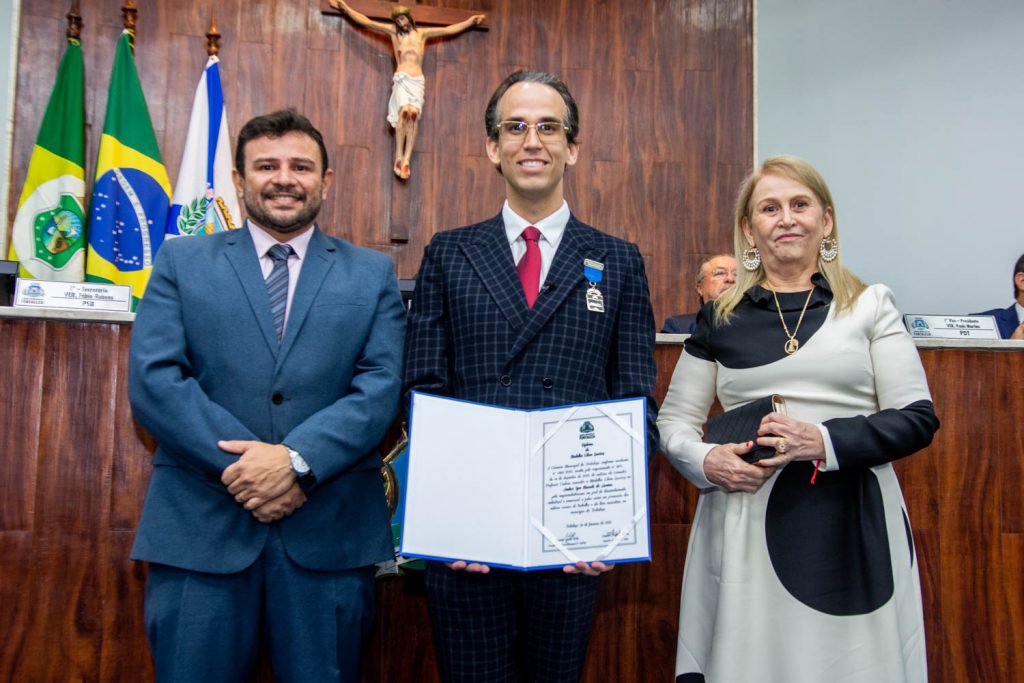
[661,312,698,334]
[404,214,658,455]
[129,226,404,574]
[974,304,1021,339]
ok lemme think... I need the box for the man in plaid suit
[403,70,658,683]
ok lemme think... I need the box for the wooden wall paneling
[1000,532,1024,677]
[583,563,641,682]
[639,522,690,682]
[324,8,395,149]
[916,350,1012,681]
[268,2,314,111]
[133,1,173,138]
[7,13,64,225]
[109,325,152,530]
[330,144,389,247]
[0,532,33,680]
[997,356,1024,533]
[711,0,752,166]
[0,319,44,683]
[238,0,279,46]
[389,153,432,244]
[375,573,441,683]
[226,40,274,149]
[0,321,45,530]
[160,33,210,187]
[20,322,121,681]
[308,0,346,52]
[98,531,151,681]
[911,528,945,676]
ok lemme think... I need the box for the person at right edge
[657,155,939,682]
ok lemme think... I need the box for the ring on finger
[776,437,789,454]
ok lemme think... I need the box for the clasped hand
[703,412,825,493]
[219,440,306,523]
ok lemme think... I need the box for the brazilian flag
[8,35,86,281]
[85,29,170,308]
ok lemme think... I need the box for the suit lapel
[278,227,334,365]
[507,216,605,360]
[460,215,527,330]
[223,226,280,353]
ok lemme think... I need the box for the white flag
[167,56,239,236]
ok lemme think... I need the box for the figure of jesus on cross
[331,1,485,180]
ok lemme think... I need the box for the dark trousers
[424,561,602,683]
[144,525,376,683]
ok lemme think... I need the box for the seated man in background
[973,253,1024,340]
[661,253,737,333]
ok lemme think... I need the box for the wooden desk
[1,313,1021,681]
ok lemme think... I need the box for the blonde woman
[658,156,938,682]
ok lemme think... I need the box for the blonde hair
[714,155,866,324]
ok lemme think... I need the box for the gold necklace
[767,283,815,354]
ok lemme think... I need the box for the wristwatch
[285,445,311,477]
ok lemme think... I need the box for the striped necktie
[265,244,293,342]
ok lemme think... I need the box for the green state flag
[8,36,86,281]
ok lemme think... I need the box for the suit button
[272,393,284,405]
[500,375,512,386]
[542,378,554,389]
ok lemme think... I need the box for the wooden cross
[320,0,489,30]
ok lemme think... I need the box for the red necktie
[517,226,542,308]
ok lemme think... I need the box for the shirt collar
[1015,301,1024,323]
[745,272,834,308]
[502,200,571,249]
[247,220,314,261]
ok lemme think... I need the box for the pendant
[784,338,799,354]
[586,285,605,313]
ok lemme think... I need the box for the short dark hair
[484,70,579,144]
[235,109,329,177]
[1014,253,1024,298]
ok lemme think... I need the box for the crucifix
[323,1,488,180]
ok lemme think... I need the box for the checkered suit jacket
[404,213,658,454]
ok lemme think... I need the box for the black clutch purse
[705,394,787,463]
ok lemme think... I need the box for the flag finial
[67,1,82,40]
[206,16,221,56]
[121,0,137,32]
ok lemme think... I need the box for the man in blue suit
[404,71,658,682]
[973,252,1024,340]
[129,109,405,682]
[661,253,737,333]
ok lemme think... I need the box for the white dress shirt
[502,200,571,286]
[248,220,315,332]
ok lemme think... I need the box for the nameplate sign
[904,314,1001,340]
[14,279,132,313]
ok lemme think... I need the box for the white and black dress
[657,276,939,683]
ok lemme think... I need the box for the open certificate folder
[401,392,651,571]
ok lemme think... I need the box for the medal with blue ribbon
[583,259,605,313]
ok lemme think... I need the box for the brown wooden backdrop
[5,0,751,327]
[2,317,1023,681]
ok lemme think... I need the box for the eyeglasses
[496,120,570,138]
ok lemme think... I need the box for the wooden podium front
[1,311,1021,682]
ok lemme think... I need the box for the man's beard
[243,185,321,234]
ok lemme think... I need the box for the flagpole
[0,0,24,259]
